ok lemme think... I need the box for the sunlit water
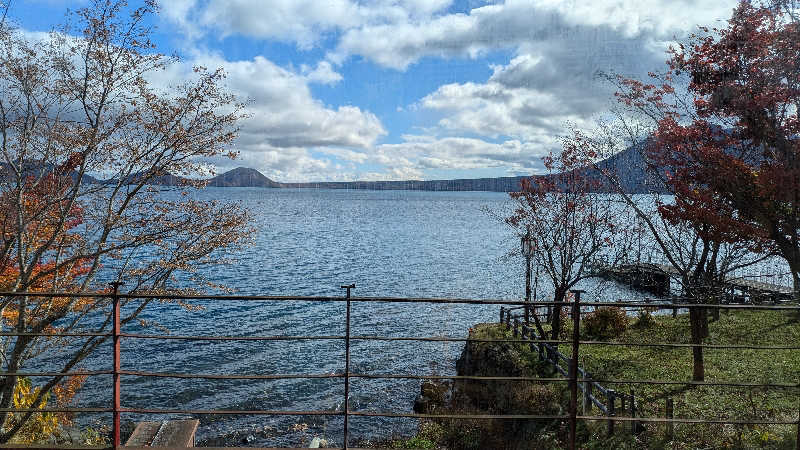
[36,188,716,447]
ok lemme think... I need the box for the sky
[10,0,741,182]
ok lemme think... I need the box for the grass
[562,308,800,449]
[389,312,800,449]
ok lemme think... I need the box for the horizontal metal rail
[0,371,112,377]
[121,332,344,341]
[0,407,112,413]
[120,371,344,380]
[1,290,798,308]
[6,329,797,350]
[2,289,799,450]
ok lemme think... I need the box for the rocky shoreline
[410,323,565,449]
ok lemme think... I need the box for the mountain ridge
[77,144,663,193]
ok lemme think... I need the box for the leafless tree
[0,1,253,441]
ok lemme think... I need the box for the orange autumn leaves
[0,173,94,329]
[0,172,93,440]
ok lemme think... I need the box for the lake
[59,188,660,447]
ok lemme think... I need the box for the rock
[308,436,328,448]
[413,380,450,413]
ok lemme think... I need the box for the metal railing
[0,287,798,449]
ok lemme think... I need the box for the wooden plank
[125,420,199,447]
[125,421,161,447]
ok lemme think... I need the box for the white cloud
[410,19,673,142]
[209,146,338,182]
[153,0,743,181]
[151,53,387,181]
[300,61,343,85]
[418,65,594,141]
[537,0,736,37]
[329,0,738,70]
[162,0,454,49]
[196,55,386,150]
[374,136,550,175]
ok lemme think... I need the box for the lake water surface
[61,188,656,447]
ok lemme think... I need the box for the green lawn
[568,309,800,449]
[390,311,800,449]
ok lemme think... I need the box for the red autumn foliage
[616,1,800,295]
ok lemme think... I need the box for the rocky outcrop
[412,323,564,449]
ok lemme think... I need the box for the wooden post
[500,306,505,324]
[671,295,678,318]
[582,373,592,415]
[630,389,639,434]
[666,397,674,441]
[607,390,616,437]
[513,317,519,338]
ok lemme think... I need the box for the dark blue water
[51,188,643,447]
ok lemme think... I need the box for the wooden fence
[500,305,648,437]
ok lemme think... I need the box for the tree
[506,144,632,341]
[619,0,800,299]
[0,0,252,442]
[578,0,800,382]
[568,78,774,381]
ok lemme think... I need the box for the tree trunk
[689,306,705,381]
[699,305,709,338]
[551,289,566,341]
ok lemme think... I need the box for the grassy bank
[570,308,800,449]
[374,310,799,449]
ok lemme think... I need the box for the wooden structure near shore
[590,261,796,302]
[125,419,199,447]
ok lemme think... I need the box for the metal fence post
[569,290,583,450]
[607,390,616,437]
[110,282,123,450]
[341,284,355,450]
[666,397,674,440]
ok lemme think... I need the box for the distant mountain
[591,141,666,193]
[101,170,189,186]
[280,176,527,192]
[79,143,666,193]
[0,161,101,185]
[278,143,666,193]
[207,167,282,188]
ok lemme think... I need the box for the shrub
[583,307,628,339]
[509,383,560,415]
[633,309,657,329]
[2,377,60,444]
